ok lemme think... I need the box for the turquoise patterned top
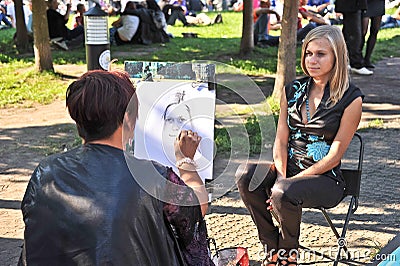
[285,77,364,180]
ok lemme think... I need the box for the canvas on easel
[125,61,216,182]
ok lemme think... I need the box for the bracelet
[176,157,198,169]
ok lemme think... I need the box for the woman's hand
[174,130,201,161]
[174,130,208,216]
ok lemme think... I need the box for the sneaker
[53,40,69,51]
[351,67,373,75]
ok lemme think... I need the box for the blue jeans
[0,13,12,27]
[380,15,400,29]
[254,14,279,46]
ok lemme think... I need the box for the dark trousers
[236,162,344,254]
[66,25,84,41]
[163,5,188,26]
[342,10,364,68]
[254,14,280,46]
[296,23,317,43]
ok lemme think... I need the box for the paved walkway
[0,58,399,265]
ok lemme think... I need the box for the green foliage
[214,127,231,154]
[372,28,400,62]
[366,118,385,129]
[266,95,280,124]
[244,115,262,154]
[215,114,276,155]
[0,28,17,62]
[266,95,280,115]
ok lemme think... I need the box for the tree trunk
[239,0,254,56]
[14,0,30,53]
[272,0,299,101]
[32,0,54,72]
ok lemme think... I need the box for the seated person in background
[187,0,204,13]
[19,70,212,265]
[297,0,329,42]
[380,6,400,29]
[253,0,281,46]
[304,0,330,16]
[162,0,189,26]
[232,0,243,12]
[185,12,223,25]
[46,0,84,49]
[256,0,328,47]
[0,4,12,28]
[6,0,31,28]
[110,1,140,45]
[269,0,283,30]
[387,0,400,8]
[73,3,85,28]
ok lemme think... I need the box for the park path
[1,58,399,265]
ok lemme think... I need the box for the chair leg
[320,208,350,256]
[333,196,356,265]
[320,197,356,265]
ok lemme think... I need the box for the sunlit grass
[0,61,68,108]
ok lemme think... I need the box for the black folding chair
[319,132,364,265]
[270,132,364,265]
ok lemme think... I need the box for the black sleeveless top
[285,77,364,180]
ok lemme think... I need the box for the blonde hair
[301,25,349,107]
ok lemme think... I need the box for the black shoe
[364,62,375,68]
[212,13,223,24]
[257,42,270,48]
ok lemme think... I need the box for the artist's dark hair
[66,70,136,142]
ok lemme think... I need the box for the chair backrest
[340,132,364,198]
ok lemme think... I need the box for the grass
[366,118,385,129]
[215,114,276,155]
[0,60,69,108]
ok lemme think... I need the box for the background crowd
[0,0,399,67]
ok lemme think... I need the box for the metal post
[84,4,110,71]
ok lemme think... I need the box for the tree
[13,0,30,53]
[32,0,53,72]
[272,0,299,101]
[239,0,254,56]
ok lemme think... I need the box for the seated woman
[253,0,281,46]
[110,1,140,45]
[380,7,400,29]
[162,0,189,26]
[236,25,363,265]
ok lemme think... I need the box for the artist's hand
[174,130,201,161]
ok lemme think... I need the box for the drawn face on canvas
[163,103,193,142]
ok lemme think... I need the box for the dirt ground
[1,58,399,265]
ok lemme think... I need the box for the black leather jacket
[20,144,207,265]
